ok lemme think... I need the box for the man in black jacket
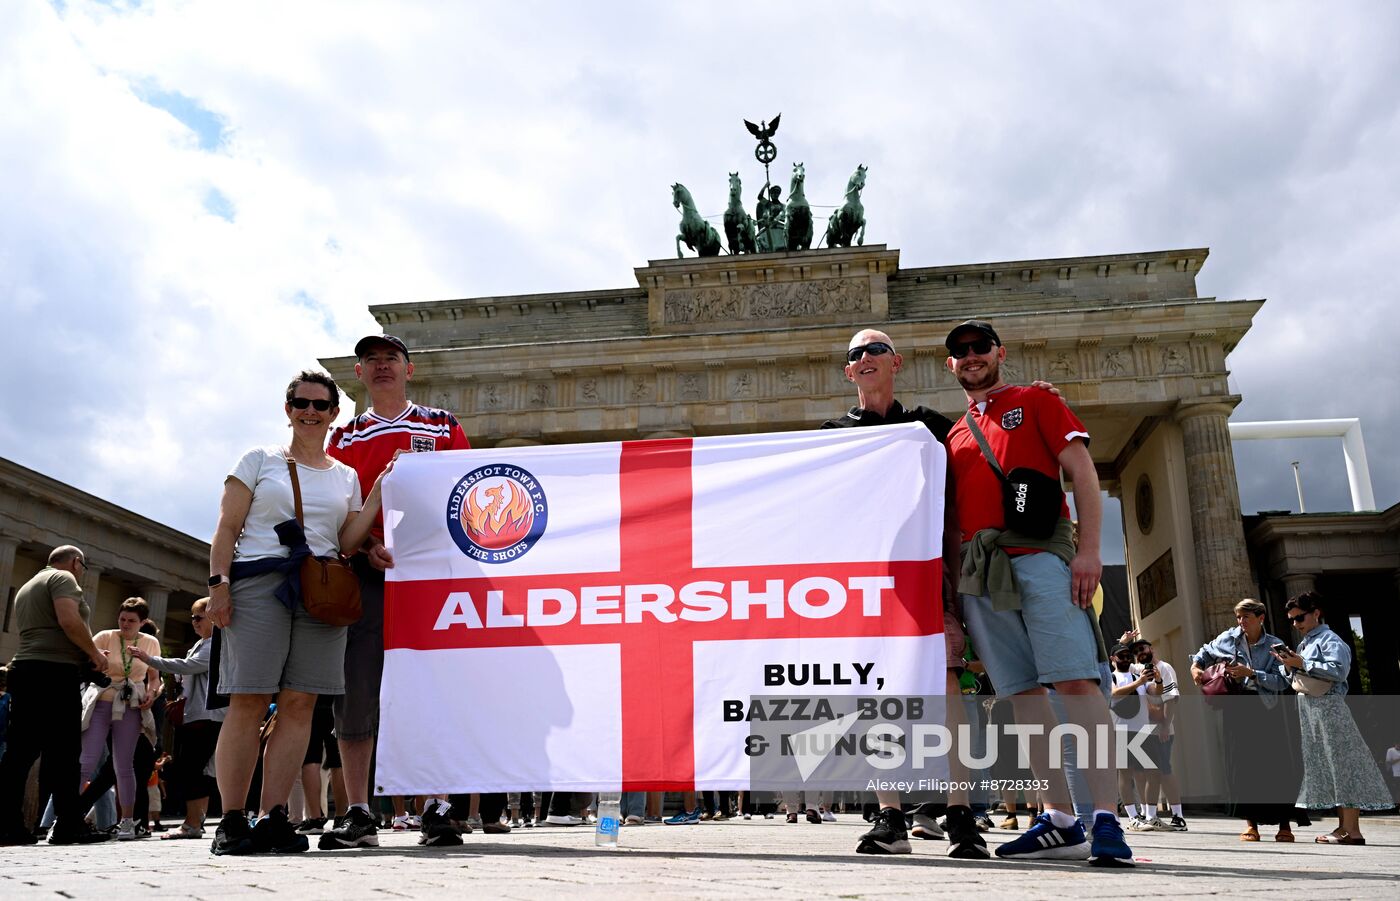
[821,329,988,859]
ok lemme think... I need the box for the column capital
[0,535,20,551]
[1172,395,1241,423]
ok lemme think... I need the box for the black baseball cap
[353,334,410,360]
[1111,643,1134,657]
[945,319,1002,352]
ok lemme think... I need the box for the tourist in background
[83,597,161,840]
[129,596,225,840]
[0,546,111,845]
[1190,598,1302,842]
[1272,592,1391,845]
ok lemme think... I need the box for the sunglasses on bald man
[846,342,894,363]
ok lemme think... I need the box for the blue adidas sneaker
[1089,812,1134,866]
[994,812,1090,860]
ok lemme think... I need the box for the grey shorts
[960,552,1100,696]
[333,557,385,742]
[219,570,347,695]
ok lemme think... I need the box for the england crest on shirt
[411,435,437,452]
[1001,407,1024,430]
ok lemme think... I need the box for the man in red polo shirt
[318,335,505,849]
[943,319,1131,866]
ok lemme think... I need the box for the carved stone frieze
[665,278,871,325]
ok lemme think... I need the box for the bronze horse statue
[822,164,867,248]
[723,172,756,254]
[785,162,813,251]
[672,183,722,257]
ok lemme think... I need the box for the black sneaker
[210,810,254,856]
[418,805,463,846]
[944,805,990,860]
[318,806,380,849]
[48,823,112,846]
[250,805,308,854]
[856,806,911,854]
[295,816,328,835]
[0,827,37,846]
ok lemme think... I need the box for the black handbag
[962,412,1065,539]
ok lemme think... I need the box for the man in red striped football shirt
[318,335,499,849]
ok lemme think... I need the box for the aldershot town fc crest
[445,465,549,563]
[1000,407,1024,430]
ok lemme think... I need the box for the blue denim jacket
[1284,624,1351,697]
[1191,626,1290,694]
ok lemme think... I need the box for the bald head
[48,545,84,567]
[848,329,894,353]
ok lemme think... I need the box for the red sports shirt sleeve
[1032,389,1090,457]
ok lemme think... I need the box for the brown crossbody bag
[287,457,362,626]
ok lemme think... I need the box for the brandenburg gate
[322,242,1263,682]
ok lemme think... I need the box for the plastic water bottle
[594,792,621,848]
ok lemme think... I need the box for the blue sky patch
[203,188,235,221]
[133,82,227,151]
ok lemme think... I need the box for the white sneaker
[910,812,945,840]
[391,815,412,831]
[1127,816,1155,831]
[544,814,584,826]
[116,818,137,841]
[466,814,484,829]
[820,809,836,823]
[1144,816,1165,831]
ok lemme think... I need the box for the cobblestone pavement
[1,815,1396,899]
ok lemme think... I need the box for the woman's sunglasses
[290,397,334,411]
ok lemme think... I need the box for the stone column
[0,536,19,633]
[81,563,104,626]
[0,536,19,614]
[1173,397,1256,636]
[141,583,171,637]
[1281,572,1317,600]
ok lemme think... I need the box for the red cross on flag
[375,423,945,794]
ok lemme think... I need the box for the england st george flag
[374,423,945,793]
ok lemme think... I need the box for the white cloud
[2,0,1399,546]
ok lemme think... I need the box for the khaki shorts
[219,570,347,695]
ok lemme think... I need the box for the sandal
[1275,829,1294,842]
[1315,832,1366,845]
[1240,826,1260,842]
[160,824,205,840]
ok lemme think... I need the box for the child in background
[148,754,171,833]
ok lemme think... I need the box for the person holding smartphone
[1189,598,1300,842]
[1272,592,1390,845]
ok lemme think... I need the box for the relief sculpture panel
[665,278,870,325]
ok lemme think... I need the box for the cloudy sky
[3,0,1398,555]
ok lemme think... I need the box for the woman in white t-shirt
[206,370,390,855]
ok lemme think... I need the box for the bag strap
[960,411,1007,483]
[285,455,305,526]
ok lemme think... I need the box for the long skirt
[1221,694,1304,826]
[1296,694,1392,810]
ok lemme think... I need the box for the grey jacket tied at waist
[958,517,1076,612]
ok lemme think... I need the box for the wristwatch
[208,574,230,588]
